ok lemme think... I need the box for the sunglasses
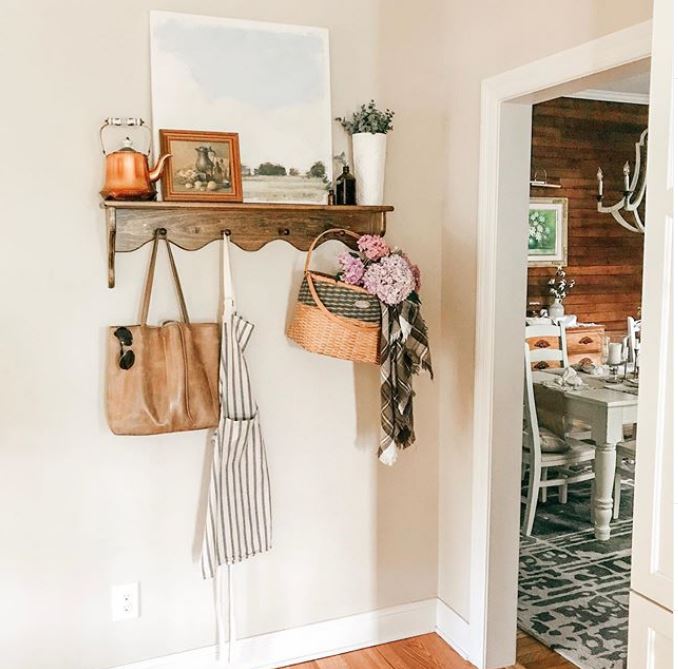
[113,327,135,370]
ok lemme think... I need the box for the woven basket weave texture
[286,228,382,365]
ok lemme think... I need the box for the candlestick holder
[632,353,640,381]
[608,363,624,384]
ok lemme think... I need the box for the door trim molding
[471,20,653,669]
[566,89,649,105]
[629,0,674,613]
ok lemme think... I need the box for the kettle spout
[149,153,171,182]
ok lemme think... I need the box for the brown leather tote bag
[106,230,220,435]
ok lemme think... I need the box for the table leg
[593,441,617,540]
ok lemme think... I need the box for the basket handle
[303,228,361,273]
[303,228,379,332]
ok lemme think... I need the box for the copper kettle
[100,117,171,200]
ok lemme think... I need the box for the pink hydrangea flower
[357,234,391,261]
[338,251,365,285]
[401,252,421,292]
[362,254,416,305]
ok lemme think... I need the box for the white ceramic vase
[548,298,565,320]
[352,132,387,205]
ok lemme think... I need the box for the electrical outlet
[111,582,139,621]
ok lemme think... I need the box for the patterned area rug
[518,478,634,669]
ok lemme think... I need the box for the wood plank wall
[527,97,647,337]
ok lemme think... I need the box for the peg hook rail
[103,200,391,288]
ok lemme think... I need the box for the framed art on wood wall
[159,130,243,202]
[528,197,568,267]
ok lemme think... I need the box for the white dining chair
[521,343,596,536]
[525,323,569,370]
[525,323,593,440]
[613,441,636,519]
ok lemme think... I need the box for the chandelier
[596,128,648,233]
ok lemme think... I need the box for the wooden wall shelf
[103,200,392,288]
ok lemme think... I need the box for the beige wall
[437,0,653,620]
[0,0,655,667]
[0,2,441,668]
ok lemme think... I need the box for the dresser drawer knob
[579,336,594,344]
[534,339,551,348]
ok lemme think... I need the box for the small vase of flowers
[547,265,575,320]
[336,100,395,205]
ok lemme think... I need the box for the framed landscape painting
[150,12,332,204]
[528,197,568,267]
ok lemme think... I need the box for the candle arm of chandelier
[598,188,645,212]
[611,208,644,233]
[631,208,645,232]
[594,128,647,234]
[625,178,647,211]
[597,198,625,214]
[625,130,647,200]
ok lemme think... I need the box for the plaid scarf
[379,298,433,465]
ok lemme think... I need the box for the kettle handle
[99,117,152,156]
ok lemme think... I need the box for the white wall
[0,2,441,668]
[0,1,657,668]
[436,0,654,623]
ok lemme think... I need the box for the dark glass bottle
[335,165,356,205]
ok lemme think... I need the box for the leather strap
[222,231,236,319]
[140,230,190,325]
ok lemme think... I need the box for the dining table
[532,369,638,541]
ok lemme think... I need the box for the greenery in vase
[547,265,575,302]
[335,100,395,134]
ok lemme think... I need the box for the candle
[623,162,630,192]
[597,168,604,197]
[609,342,623,365]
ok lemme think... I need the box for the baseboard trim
[112,598,451,669]
[435,599,472,662]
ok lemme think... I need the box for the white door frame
[469,21,653,669]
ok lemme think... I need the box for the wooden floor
[286,631,577,669]
[516,631,578,669]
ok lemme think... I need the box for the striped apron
[202,233,272,577]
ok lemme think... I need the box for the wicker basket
[287,228,381,365]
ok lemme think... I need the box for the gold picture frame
[159,130,243,202]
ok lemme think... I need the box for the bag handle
[140,229,190,325]
[303,228,379,332]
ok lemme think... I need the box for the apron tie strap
[223,232,236,320]
[215,565,236,665]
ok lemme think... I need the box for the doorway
[466,21,656,669]
[518,79,649,669]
